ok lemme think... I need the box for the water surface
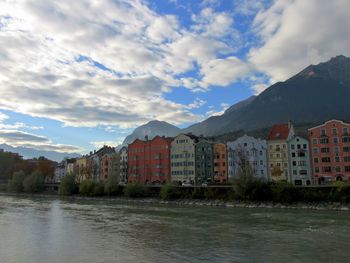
[0,195,349,263]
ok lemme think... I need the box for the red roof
[268,124,290,140]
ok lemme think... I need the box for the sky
[0,0,350,155]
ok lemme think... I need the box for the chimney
[288,120,292,129]
[145,135,149,141]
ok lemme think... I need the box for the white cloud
[0,129,82,153]
[200,56,251,88]
[90,139,123,149]
[249,0,350,82]
[0,112,8,122]
[0,0,248,130]
[206,103,230,117]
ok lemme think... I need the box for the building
[227,135,268,181]
[75,156,90,182]
[195,139,214,184]
[287,136,312,186]
[308,119,350,183]
[66,158,76,175]
[54,160,67,183]
[128,136,172,184]
[170,134,198,184]
[89,145,115,181]
[267,122,295,182]
[100,153,114,181]
[119,146,128,183]
[213,143,228,183]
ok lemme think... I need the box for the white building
[287,136,312,186]
[227,135,269,181]
[54,159,67,183]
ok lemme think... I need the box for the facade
[227,135,268,181]
[213,143,228,183]
[119,147,128,183]
[89,145,115,181]
[100,153,113,181]
[287,136,312,186]
[195,139,214,184]
[267,122,295,182]
[66,158,76,175]
[170,134,198,184]
[128,136,172,184]
[309,120,350,183]
[75,156,91,182]
[54,160,67,183]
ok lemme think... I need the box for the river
[0,195,349,263]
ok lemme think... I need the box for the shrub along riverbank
[4,171,350,204]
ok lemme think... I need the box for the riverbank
[1,191,350,211]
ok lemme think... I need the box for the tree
[104,175,121,195]
[23,170,44,193]
[160,183,180,200]
[59,173,78,195]
[7,170,26,192]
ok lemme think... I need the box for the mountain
[122,120,181,145]
[182,96,256,136]
[184,55,350,136]
[0,144,81,162]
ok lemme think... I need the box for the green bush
[104,175,122,196]
[59,173,78,196]
[124,183,148,198]
[270,181,301,203]
[79,180,95,195]
[160,183,180,200]
[92,182,105,196]
[329,181,350,203]
[23,170,44,193]
[7,170,26,192]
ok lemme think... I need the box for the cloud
[200,56,251,88]
[0,129,82,153]
[0,0,249,129]
[206,103,230,117]
[90,140,122,149]
[0,112,8,122]
[249,0,350,82]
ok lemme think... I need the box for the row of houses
[54,119,350,186]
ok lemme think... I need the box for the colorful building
[75,156,91,182]
[100,153,114,181]
[213,143,228,183]
[195,139,214,184]
[119,146,128,183]
[227,135,268,181]
[54,159,67,183]
[170,134,198,184]
[287,136,312,186]
[267,122,295,182]
[308,119,350,183]
[128,136,172,184]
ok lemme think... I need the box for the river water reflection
[0,195,349,263]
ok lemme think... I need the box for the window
[342,136,350,143]
[300,170,307,175]
[345,166,350,172]
[315,167,320,173]
[312,138,317,144]
[298,161,306,166]
[321,157,331,163]
[336,166,341,172]
[343,147,350,152]
[314,157,319,163]
[303,144,307,149]
[321,129,326,136]
[320,138,329,144]
[292,152,296,157]
[343,127,348,134]
[291,144,295,150]
[332,128,337,135]
[322,166,332,173]
[292,161,297,166]
[335,156,341,162]
[344,156,350,162]
[293,170,297,175]
[334,146,339,153]
[321,147,330,153]
[333,137,339,144]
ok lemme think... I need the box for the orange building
[100,154,113,181]
[213,143,228,183]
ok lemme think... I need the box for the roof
[308,119,350,131]
[268,124,290,140]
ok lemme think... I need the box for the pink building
[308,120,350,183]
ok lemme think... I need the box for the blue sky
[0,0,349,156]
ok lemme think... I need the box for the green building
[195,139,214,184]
